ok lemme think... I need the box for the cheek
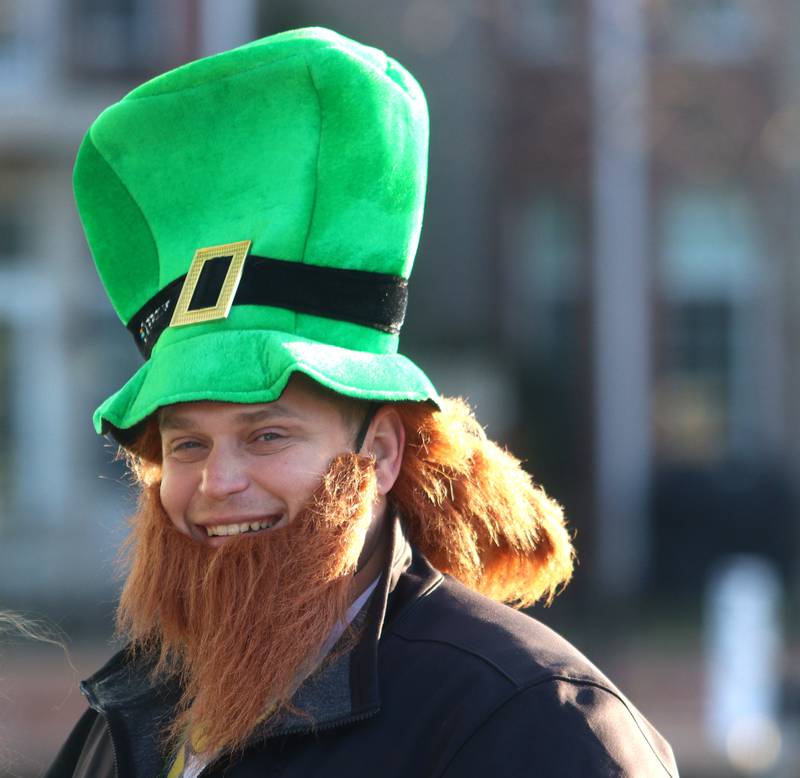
[269,451,334,519]
[159,469,192,535]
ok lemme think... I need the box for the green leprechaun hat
[73,27,439,439]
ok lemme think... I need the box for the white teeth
[205,517,279,537]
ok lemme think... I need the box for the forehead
[158,374,354,431]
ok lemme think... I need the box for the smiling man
[48,27,678,778]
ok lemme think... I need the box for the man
[48,27,678,777]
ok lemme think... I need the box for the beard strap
[352,403,380,454]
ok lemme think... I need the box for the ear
[364,406,405,496]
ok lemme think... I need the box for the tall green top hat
[74,27,438,439]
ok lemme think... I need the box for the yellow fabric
[166,745,185,778]
[165,710,267,776]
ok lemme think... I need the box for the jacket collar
[80,514,440,776]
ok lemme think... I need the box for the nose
[200,443,249,500]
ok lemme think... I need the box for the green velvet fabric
[73,27,437,435]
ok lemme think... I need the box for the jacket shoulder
[388,573,609,688]
[437,679,678,777]
[384,575,678,777]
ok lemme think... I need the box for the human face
[158,378,359,548]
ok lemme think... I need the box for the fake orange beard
[116,453,378,757]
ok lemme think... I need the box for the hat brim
[94,328,439,441]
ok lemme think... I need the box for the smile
[204,515,284,537]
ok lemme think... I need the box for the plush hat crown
[74,27,438,437]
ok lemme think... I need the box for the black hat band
[127,254,409,359]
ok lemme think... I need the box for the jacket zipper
[107,719,120,778]
[80,682,121,778]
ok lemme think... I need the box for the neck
[352,497,389,597]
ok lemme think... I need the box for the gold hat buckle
[169,240,251,327]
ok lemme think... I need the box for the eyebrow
[159,404,301,432]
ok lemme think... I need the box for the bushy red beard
[116,453,378,757]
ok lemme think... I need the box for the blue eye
[257,432,282,442]
[164,438,207,462]
[174,440,201,450]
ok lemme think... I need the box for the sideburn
[116,452,379,757]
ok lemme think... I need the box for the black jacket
[47,519,678,777]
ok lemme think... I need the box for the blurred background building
[1,1,800,775]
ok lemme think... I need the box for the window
[0,0,31,86]
[496,0,579,66]
[69,310,144,477]
[501,192,587,491]
[0,0,60,89]
[659,188,758,303]
[0,1,16,55]
[68,0,145,75]
[0,183,26,263]
[654,0,771,64]
[655,187,762,461]
[0,321,9,532]
[504,193,584,355]
[66,0,188,79]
